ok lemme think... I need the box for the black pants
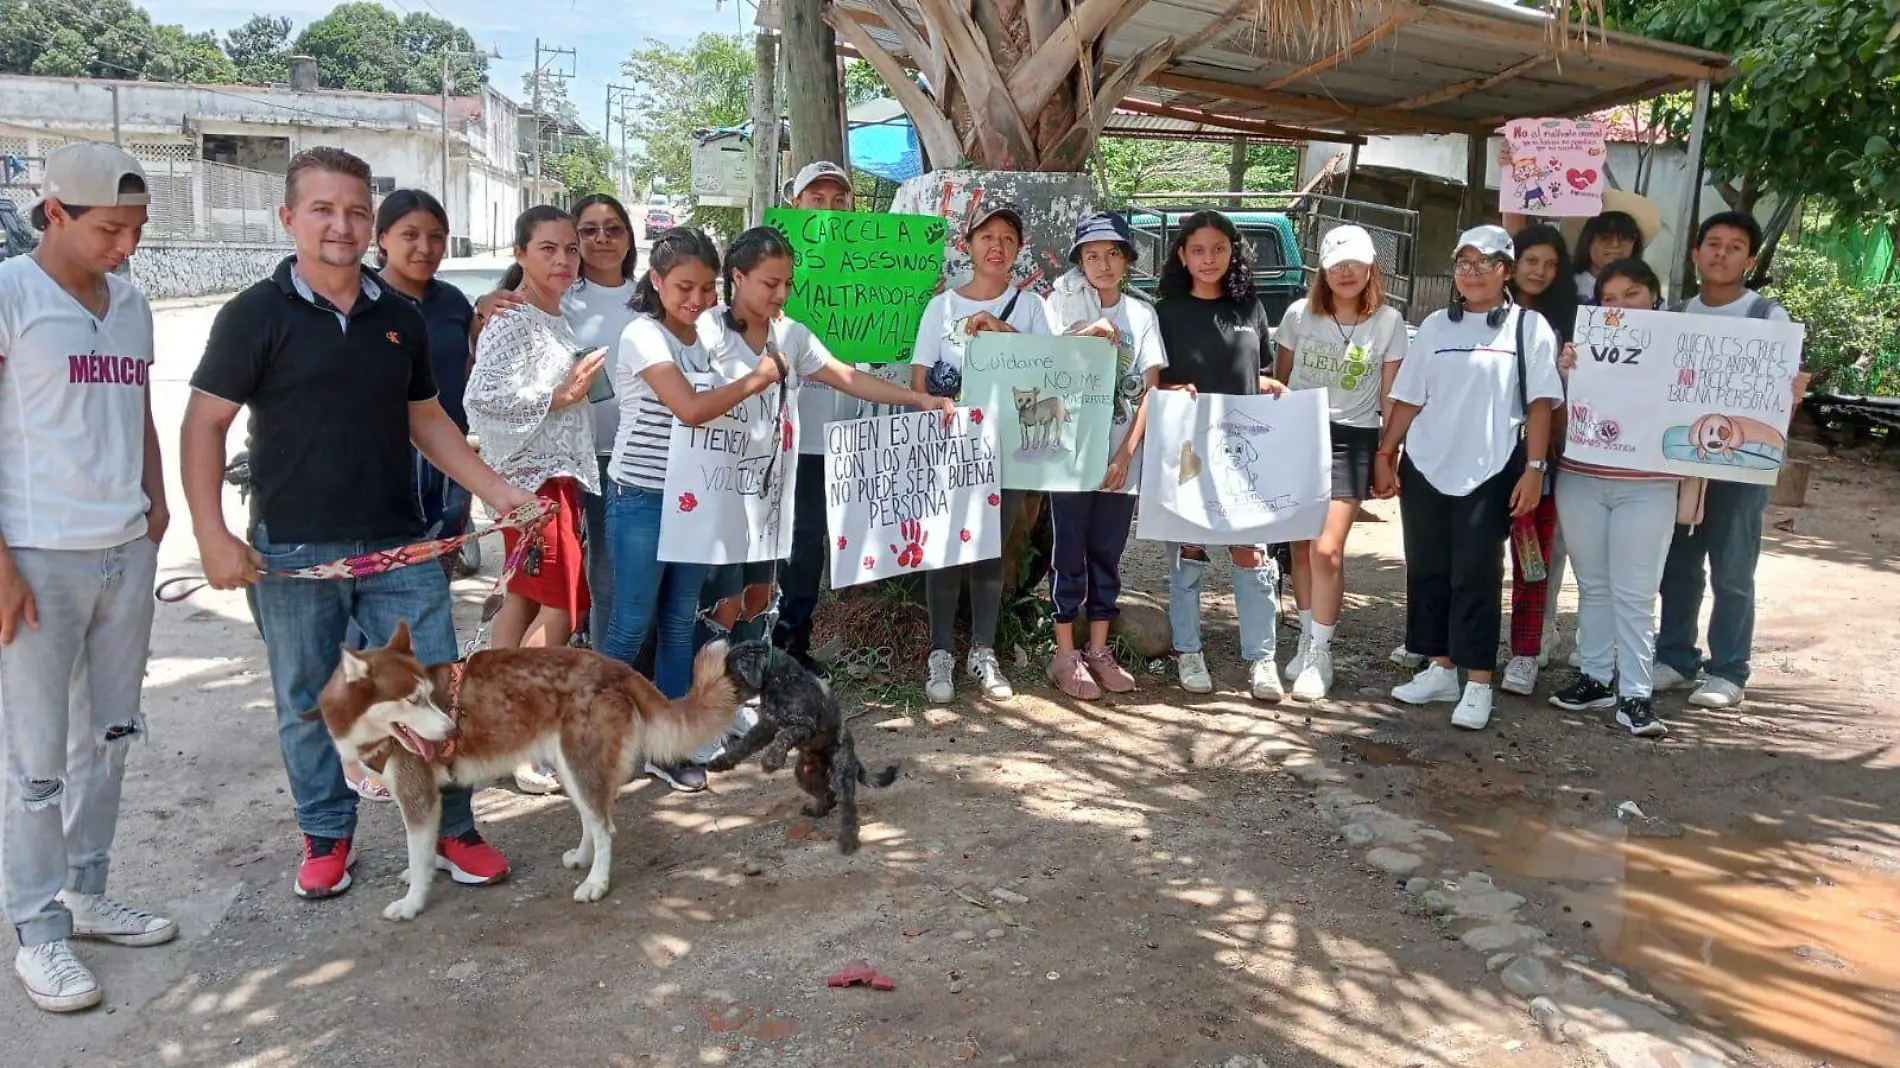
[772,453,829,659]
[1048,490,1137,624]
[1398,451,1522,672]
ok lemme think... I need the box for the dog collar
[436,660,469,764]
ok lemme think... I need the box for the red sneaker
[436,829,511,885]
[295,836,354,899]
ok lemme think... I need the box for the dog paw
[561,847,591,870]
[838,833,861,855]
[383,897,424,922]
[761,753,787,773]
[573,878,610,903]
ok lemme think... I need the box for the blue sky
[140,0,747,135]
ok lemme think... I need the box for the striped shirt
[608,314,713,489]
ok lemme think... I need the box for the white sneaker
[1652,662,1695,692]
[925,650,956,704]
[57,892,177,947]
[14,941,100,1013]
[1250,658,1285,702]
[512,763,562,795]
[1390,644,1426,670]
[1291,645,1333,702]
[1500,656,1539,696]
[1177,651,1213,694]
[1392,663,1461,705]
[1567,648,1583,670]
[967,647,1013,699]
[1538,622,1561,668]
[1451,683,1495,730]
[1284,634,1311,683]
[1688,677,1746,709]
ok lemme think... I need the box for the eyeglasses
[578,225,628,240]
[1324,261,1370,275]
[1451,259,1500,276]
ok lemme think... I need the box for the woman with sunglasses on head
[1372,226,1564,732]
[1273,225,1407,702]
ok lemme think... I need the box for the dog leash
[696,343,792,650]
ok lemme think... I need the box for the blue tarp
[848,119,922,184]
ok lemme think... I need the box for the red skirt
[501,477,590,617]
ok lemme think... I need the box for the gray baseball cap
[786,160,852,201]
[33,142,149,213]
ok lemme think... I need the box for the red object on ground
[826,960,896,991]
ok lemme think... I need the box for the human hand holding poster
[1136,389,1332,545]
[763,208,946,364]
[658,381,798,564]
[963,333,1114,492]
[826,408,1001,587]
[1563,306,1805,485]
[1496,117,1607,217]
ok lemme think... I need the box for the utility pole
[606,84,635,201]
[747,31,778,227]
[781,0,844,174]
[438,46,498,247]
[531,38,577,204]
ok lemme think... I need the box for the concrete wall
[128,243,286,301]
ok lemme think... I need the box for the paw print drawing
[987,492,1001,507]
[862,555,877,571]
[969,407,985,424]
[836,535,848,550]
[889,517,928,569]
[677,492,698,513]
[959,529,972,543]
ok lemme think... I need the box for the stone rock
[1109,602,1172,659]
[1342,823,1378,848]
[1366,847,1424,875]
[1500,955,1558,998]
[1405,877,1431,895]
[952,930,977,942]
[1486,952,1516,973]
[1630,817,1685,839]
[1461,923,1544,953]
[989,887,1029,906]
[444,961,481,982]
[1421,871,1526,923]
[1528,997,1570,1044]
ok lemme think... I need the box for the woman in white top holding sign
[909,203,1052,705]
[1040,211,1166,700]
[1272,225,1407,702]
[1372,226,1564,733]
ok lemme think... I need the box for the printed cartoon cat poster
[962,333,1115,492]
[1497,118,1607,218]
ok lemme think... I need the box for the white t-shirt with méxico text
[1275,300,1408,428]
[0,257,154,550]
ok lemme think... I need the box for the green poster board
[764,208,946,364]
[964,333,1116,492]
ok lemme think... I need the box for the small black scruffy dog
[708,640,899,853]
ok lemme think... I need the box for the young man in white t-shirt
[0,143,173,1013]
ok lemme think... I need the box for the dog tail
[857,761,901,788]
[634,640,740,766]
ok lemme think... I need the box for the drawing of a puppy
[1689,413,1786,463]
[1213,432,1260,496]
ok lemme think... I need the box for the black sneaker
[1616,697,1669,738]
[644,761,709,792]
[1549,673,1617,712]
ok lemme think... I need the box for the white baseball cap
[1319,225,1377,269]
[33,142,149,213]
[786,160,851,202]
[1454,224,1515,260]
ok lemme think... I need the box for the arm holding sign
[643,358,784,427]
[814,361,954,422]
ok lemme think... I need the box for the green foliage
[143,24,235,84]
[221,14,291,85]
[843,58,894,105]
[621,32,754,232]
[542,135,615,205]
[1764,245,1900,397]
[0,0,239,83]
[291,4,486,95]
[1094,136,1299,203]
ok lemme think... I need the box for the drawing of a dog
[1012,387,1072,451]
[1213,432,1260,496]
[1689,413,1786,463]
[314,624,739,919]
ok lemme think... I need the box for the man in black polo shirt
[181,147,533,900]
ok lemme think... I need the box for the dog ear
[339,645,371,684]
[389,620,413,653]
[739,650,767,692]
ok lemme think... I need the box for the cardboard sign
[658,380,799,564]
[1563,306,1805,485]
[764,208,946,364]
[1497,117,1608,217]
[962,333,1115,492]
[824,408,1002,588]
[1136,390,1332,545]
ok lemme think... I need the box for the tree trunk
[1227,135,1248,205]
[783,0,845,173]
[1750,192,1802,287]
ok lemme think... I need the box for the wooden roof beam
[1404,4,1731,84]
[1146,69,1472,135]
[1255,10,1416,92]
[1392,52,1555,110]
[1471,74,1683,129]
[1115,97,1365,144]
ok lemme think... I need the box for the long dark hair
[373,188,450,269]
[1594,256,1664,308]
[499,204,572,291]
[571,193,639,284]
[1157,210,1256,303]
[632,226,722,319]
[1576,210,1645,273]
[1512,224,1580,342]
[721,225,796,331]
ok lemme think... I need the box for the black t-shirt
[192,257,437,543]
[1157,292,1272,395]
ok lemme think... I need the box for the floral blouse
[465,303,599,495]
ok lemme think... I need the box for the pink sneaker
[1048,650,1101,700]
[1084,648,1137,693]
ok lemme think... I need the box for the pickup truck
[1120,208,1308,327]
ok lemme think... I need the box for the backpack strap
[999,287,1022,325]
[1665,299,1688,313]
[1514,305,1530,423]
[1746,294,1780,319]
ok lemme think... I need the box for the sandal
[346,768,391,803]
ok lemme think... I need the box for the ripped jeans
[1167,543,1278,662]
[0,537,158,947]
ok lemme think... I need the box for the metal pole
[1341,141,1361,205]
[748,30,779,227]
[1672,79,1713,301]
[441,53,452,201]
[531,38,543,202]
[110,85,121,147]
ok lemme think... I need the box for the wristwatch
[1526,459,1548,471]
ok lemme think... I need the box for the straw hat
[1561,188,1664,250]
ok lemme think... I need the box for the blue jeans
[247,523,476,841]
[582,455,614,643]
[701,560,777,647]
[772,453,827,657]
[601,483,707,701]
[1167,543,1278,661]
[346,453,470,651]
[1657,481,1768,687]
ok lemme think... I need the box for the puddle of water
[1437,802,1900,1068]
[1340,737,1435,767]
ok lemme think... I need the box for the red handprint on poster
[889,517,928,569]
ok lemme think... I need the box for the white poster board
[1137,389,1332,545]
[1564,306,1805,486]
[658,382,798,563]
[1496,117,1608,217]
[825,408,1002,587]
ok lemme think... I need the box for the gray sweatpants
[0,538,157,947]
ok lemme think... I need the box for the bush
[1761,246,1900,396]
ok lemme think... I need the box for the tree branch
[826,8,964,170]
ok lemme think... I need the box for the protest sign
[825,407,1001,588]
[1136,389,1332,545]
[1563,305,1805,485]
[764,207,945,364]
[658,380,798,564]
[1496,117,1607,217]
[963,333,1115,492]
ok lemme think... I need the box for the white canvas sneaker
[1651,662,1695,692]
[925,650,956,703]
[15,941,100,1013]
[57,892,177,947]
[1177,652,1213,694]
[1250,658,1285,702]
[1284,634,1311,683]
[967,647,1013,699]
[1688,677,1746,709]
[1451,683,1495,730]
[1392,663,1461,705]
[1291,646,1333,702]
[1500,655,1539,696]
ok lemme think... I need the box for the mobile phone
[575,347,615,404]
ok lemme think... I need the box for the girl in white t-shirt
[1271,225,1407,702]
[695,226,954,648]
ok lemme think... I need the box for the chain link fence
[0,138,289,247]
